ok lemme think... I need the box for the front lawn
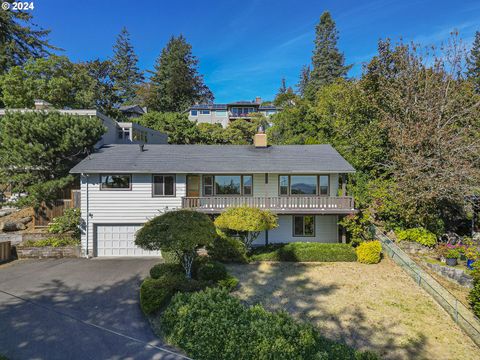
[227,258,479,360]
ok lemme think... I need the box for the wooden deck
[182,196,356,214]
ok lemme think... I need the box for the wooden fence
[34,190,81,228]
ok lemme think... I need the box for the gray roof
[70,144,355,174]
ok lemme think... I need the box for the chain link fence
[375,228,480,347]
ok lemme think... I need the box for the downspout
[84,173,90,257]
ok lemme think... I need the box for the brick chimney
[255,96,262,104]
[34,99,53,110]
[254,125,267,148]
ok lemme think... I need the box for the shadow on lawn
[227,262,427,360]
[0,271,180,360]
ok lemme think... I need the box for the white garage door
[95,224,161,257]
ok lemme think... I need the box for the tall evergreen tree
[305,11,351,99]
[0,5,55,74]
[467,31,480,93]
[146,35,213,112]
[278,77,287,94]
[297,65,311,97]
[111,27,144,104]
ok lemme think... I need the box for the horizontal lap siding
[81,173,186,256]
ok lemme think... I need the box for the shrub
[135,210,216,278]
[396,227,437,247]
[206,234,248,263]
[196,260,228,282]
[149,263,184,279]
[161,287,376,360]
[356,241,382,264]
[48,208,81,239]
[249,243,357,262]
[468,280,480,318]
[23,236,79,247]
[214,207,278,250]
[217,274,239,291]
[444,248,460,259]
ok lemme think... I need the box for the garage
[94,224,161,257]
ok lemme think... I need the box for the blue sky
[33,0,480,103]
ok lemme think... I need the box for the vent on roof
[139,144,145,152]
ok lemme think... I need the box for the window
[200,110,210,115]
[293,215,315,237]
[319,175,329,196]
[203,175,253,196]
[215,110,227,116]
[100,175,131,190]
[279,175,289,195]
[153,175,175,196]
[203,175,213,196]
[215,175,241,195]
[243,175,253,195]
[190,110,198,116]
[290,176,317,195]
[117,130,123,139]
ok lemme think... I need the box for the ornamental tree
[135,210,216,278]
[214,207,278,251]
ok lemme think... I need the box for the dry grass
[227,258,479,360]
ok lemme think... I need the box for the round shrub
[396,227,437,247]
[149,263,184,279]
[217,274,239,292]
[356,241,382,264]
[197,261,228,282]
[207,234,248,263]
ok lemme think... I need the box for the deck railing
[182,196,355,213]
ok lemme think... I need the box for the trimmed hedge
[161,287,378,360]
[197,260,228,282]
[249,242,357,262]
[356,241,382,264]
[150,263,184,279]
[207,235,249,263]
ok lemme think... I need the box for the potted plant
[445,248,460,266]
[465,247,479,270]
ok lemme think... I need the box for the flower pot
[446,258,457,266]
[467,259,475,270]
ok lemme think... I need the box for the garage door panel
[95,224,161,257]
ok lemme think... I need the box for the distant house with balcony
[70,130,356,257]
[0,100,168,148]
[187,97,280,128]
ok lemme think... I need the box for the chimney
[254,125,267,148]
[255,96,262,104]
[34,99,52,110]
[139,144,145,152]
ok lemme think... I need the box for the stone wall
[16,245,81,259]
[423,261,474,288]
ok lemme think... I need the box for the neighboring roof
[188,103,280,111]
[70,144,355,174]
[119,105,145,114]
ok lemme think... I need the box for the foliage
[136,111,199,144]
[217,274,239,292]
[111,27,144,104]
[1,56,99,109]
[0,111,104,207]
[338,211,374,245]
[469,278,480,318]
[304,12,351,100]
[146,35,213,112]
[140,274,185,314]
[23,236,79,247]
[149,263,184,279]
[162,250,180,264]
[135,210,216,278]
[48,208,81,239]
[444,248,460,259]
[249,243,357,262]
[396,228,437,247]
[466,31,480,93]
[356,241,382,264]
[206,233,248,263]
[161,287,376,360]
[196,260,228,282]
[0,3,55,75]
[214,207,278,250]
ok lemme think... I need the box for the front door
[187,175,201,197]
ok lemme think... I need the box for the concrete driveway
[0,258,186,360]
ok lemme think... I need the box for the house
[187,97,280,128]
[70,131,356,257]
[0,100,168,148]
[119,104,146,119]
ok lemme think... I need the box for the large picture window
[203,175,253,196]
[100,175,131,190]
[153,175,175,196]
[279,175,330,196]
[293,215,315,237]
